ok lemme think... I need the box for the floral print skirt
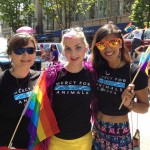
[92,119,132,150]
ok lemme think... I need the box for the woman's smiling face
[11,40,36,69]
[98,34,122,63]
[63,36,88,66]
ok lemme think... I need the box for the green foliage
[129,0,150,28]
[0,0,34,32]
[123,0,133,14]
[38,0,96,29]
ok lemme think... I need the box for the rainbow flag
[25,72,59,149]
[124,22,133,32]
[139,46,150,75]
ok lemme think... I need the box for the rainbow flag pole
[119,45,150,110]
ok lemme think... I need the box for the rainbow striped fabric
[139,46,150,75]
[124,22,132,32]
[25,72,59,149]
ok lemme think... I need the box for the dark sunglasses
[13,47,36,55]
[62,27,83,35]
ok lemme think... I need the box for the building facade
[1,0,134,40]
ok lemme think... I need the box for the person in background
[50,44,59,63]
[44,47,52,62]
[91,22,149,150]
[0,33,41,149]
[39,43,46,61]
[45,27,97,150]
[134,45,148,64]
[130,27,143,60]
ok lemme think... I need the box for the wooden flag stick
[119,45,150,110]
[8,116,24,148]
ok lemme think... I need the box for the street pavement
[129,97,150,150]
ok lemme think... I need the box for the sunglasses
[95,38,121,51]
[62,27,83,35]
[13,47,36,55]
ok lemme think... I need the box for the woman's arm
[135,46,143,55]
[131,87,149,113]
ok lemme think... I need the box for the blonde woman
[45,27,97,150]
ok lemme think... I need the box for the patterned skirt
[92,119,132,150]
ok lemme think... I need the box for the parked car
[123,29,150,51]
[0,52,41,71]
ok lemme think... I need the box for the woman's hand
[121,84,135,108]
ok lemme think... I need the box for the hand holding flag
[119,45,150,110]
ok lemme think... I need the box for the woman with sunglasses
[45,27,97,150]
[0,33,41,149]
[91,22,149,150]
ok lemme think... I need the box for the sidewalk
[129,108,150,150]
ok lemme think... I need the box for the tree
[0,0,34,32]
[123,0,134,14]
[38,0,96,29]
[129,0,150,28]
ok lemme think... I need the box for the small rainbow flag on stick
[25,72,59,149]
[119,45,150,110]
[139,46,150,75]
[124,22,132,32]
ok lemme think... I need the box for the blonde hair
[61,27,88,48]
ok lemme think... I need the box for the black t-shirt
[96,63,148,116]
[0,70,40,148]
[52,68,93,139]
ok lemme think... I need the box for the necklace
[15,78,20,88]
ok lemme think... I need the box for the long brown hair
[91,22,132,72]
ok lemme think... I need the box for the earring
[118,51,121,61]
